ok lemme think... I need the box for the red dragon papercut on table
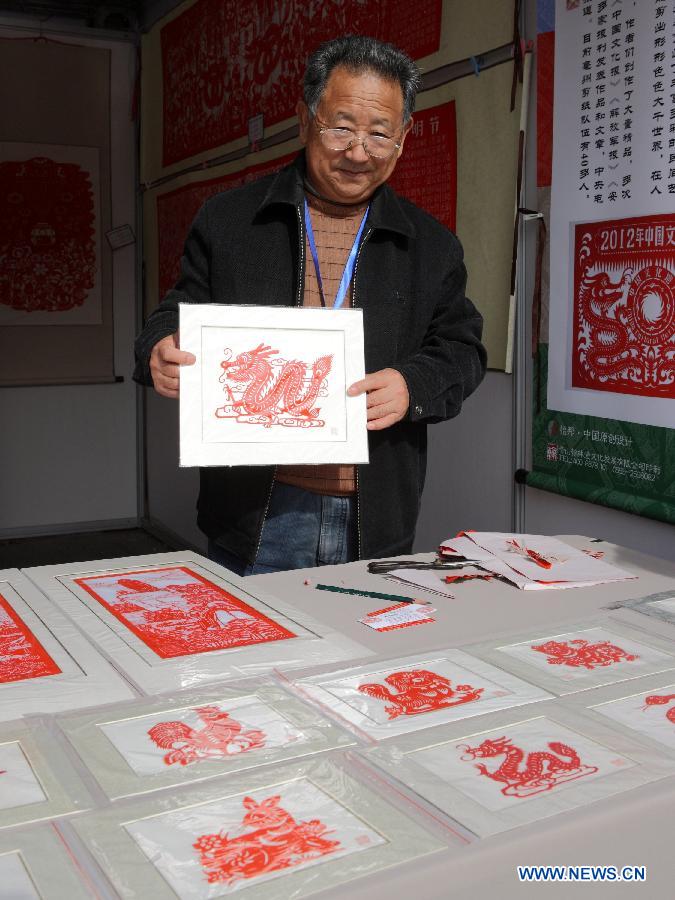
[147,705,267,766]
[215,344,333,428]
[572,215,675,398]
[193,794,341,884]
[0,156,96,313]
[0,593,61,684]
[358,669,484,720]
[530,638,638,670]
[458,735,598,798]
[642,693,675,725]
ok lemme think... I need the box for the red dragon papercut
[357,669,484,719]
[642,693,675,725]
[215,344,333,428]
[458,734,598,798]
[147,705,266,766]
[193,793,341,884]
[530,638,637,670]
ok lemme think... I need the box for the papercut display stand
[23,551,373,695]
[0,568,134,721]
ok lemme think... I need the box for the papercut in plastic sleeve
[465,617,675,697]
[0,568,135,721]
[0,824,95,899]
[56,678,356,800]
[363,701,675,838]
[279,648,553,742]
[70,754,448,899]
[605,588,675,633]
[22,552,373,694]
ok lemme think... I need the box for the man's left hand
[347,368,410,431]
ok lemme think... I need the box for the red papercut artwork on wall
[358,669,484,719]
[643,693,675,725]
[572,215,675,398]
[73,566,297,659]
[148,705,267,766]
[530,638,638,670]
[160,0,443,166]
[0,592,61,684]
[458,734,598,798]
[388,101,457,232]
[0,156,96,313]
[193,793,340,884]
[215,344,332,429]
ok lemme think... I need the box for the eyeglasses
[314,118,402,159]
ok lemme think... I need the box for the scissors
[367,557,482,575]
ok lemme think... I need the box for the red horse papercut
[215,344,332,428]
[458,735,598,798]
[643,693,675,725]
[147,705,267,766]
[0,593,61,683]
[74,567,296,659]
[193,794,340,884]
[358,669,484,719]
[531,638,638,670]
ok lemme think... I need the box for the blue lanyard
[304,198,369,309]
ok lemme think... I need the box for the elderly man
[134,35,486,575]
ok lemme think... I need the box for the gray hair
[303,35,421,124]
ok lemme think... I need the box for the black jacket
[134,153,486,562]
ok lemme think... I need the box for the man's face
[297,67,412,205]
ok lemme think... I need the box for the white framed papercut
[364,704,675,838]
[0,825,93,899]
[23,552,372,694]
[57,679,355,799]
[606,589,675,634]
[72,755,446,898]
[0,568,134,720]
[287,649,553,741]
[179,303,369,467]
[468,620,675,696]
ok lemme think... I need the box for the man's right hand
[149,333,196,399]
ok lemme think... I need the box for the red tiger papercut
[572,215,675,398]
[0,156,96,313]
[531,638,637,670]
[216,344,332,429]
[0,592,61,683]
[74,567,296,659]
[358,669,484,719]
[193,794,340,884]
[642,693,675,725]
[458,735,598,798]
[147,705,267,766]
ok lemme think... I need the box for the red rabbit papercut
[530,638,638,670]
[215,344,333,429]
[642,693,675,725]
[458,735,598,798]
[193,793,341,884]
[0,593,61,683]
[147,705,267,766]
[358,669,484,719]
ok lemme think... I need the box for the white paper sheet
[0,826,93,899]
[0,852,40,900]
[0,743,46,811]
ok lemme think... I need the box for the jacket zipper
[351,225,372,561]
[252,205,305,567]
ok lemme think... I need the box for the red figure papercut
[642,693,675,725]
[530,638,638,670]
[458,735,598,798]
[0,157,96,313]
[0,593,61,684]
[147,705,267,766]
[74,567,296,659]
[215,344,333,429]
[193,794,341,884]
[358,669,484,719]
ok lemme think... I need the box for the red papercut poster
[530,638,638,670]
[156,153,295,300]
[389,101,457,232]
[0,592,61,684]
[161,0,443,166]
[0,154,97,316]
[73,566,297,659]
[358,669,484,719]
[572,214,675,398]
[148,705,267,766]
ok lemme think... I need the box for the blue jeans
[208,482,357,576]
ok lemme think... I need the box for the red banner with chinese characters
[160,0,443,167]
[0,592,61,683]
